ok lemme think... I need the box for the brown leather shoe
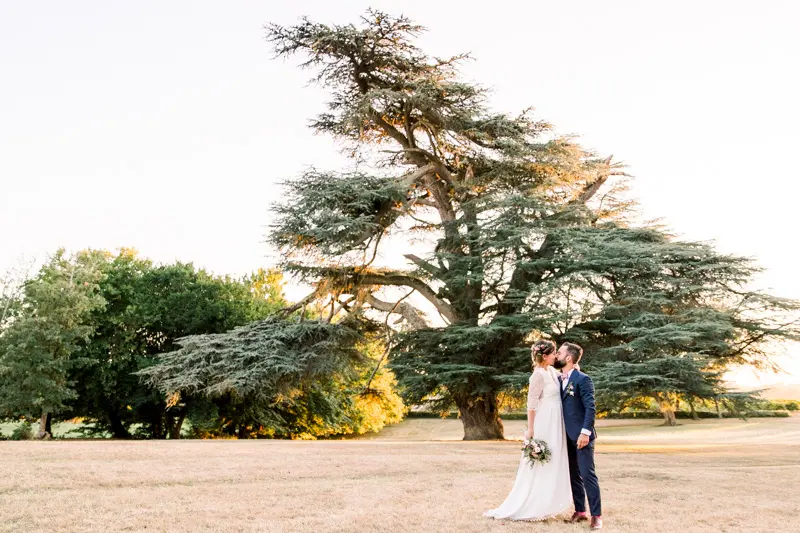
[565,512,589,523]
[590,516,603,529]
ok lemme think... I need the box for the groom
[554,342,603,530]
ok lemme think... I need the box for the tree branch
[493,237,557,319]
[274,291,318,318]
[423,174,456,222]
[403,254,441,277]
[398,163,436,187]
[574,156,627,205]
[320,267,456,324]
[385,149,457,220]
[358,270,456,324]
[369,107,412,150]
[410,198,438,209]
[365,293,429,329]
[329,295,357,322]
[342,163,436,251]
[363,289,418,394]
[576,175,610,205]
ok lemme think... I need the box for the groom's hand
[576,434,590,449]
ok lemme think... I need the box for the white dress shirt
[562,368,592,437]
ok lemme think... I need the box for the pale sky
[1,1,799,387]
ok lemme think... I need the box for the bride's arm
[526,371,544,438]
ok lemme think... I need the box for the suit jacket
[561,369,597,442]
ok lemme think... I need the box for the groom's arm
[579,374,597,437]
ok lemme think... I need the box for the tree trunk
[168,411,186,440]
[37,411,52,440]
[714,397,723,419]
[108,412,131,439]
[689,400,700,421]
[658,398,678,427]
[237,424,248,439]
[661,408,677,426]
[151,414,165,439]
[456,394,505,440]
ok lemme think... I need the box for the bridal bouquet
[522,436,551,466]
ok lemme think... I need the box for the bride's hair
[531,340,556,365]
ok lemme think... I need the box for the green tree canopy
[530,226,800,424]
[264,11,799,438]
[136,315,404,439]
[0,250,106,438]
[67,251,288,439]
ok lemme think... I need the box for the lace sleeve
[526,370,545,411]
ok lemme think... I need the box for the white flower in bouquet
[521,437,552,467]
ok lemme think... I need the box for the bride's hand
[524,429,534,440]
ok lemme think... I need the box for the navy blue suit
[561,369,602,517]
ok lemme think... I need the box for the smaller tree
[138,315,404,439]
[0,250,105,438]
[129,264,290,438]
[591,357,723,426]
[66,249,152,438]
[68,254,287,439]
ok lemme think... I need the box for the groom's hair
[562,342,583,364]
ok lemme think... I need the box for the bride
[484,340,572,521]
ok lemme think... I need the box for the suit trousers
[566,437,602,516]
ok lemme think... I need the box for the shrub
[599,410,790,419]
[406,407,793,422]
[11,421,33,440]
[407,410,458,419]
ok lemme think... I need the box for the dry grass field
[2,416,799,533]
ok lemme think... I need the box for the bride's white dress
[484,366,572,521]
